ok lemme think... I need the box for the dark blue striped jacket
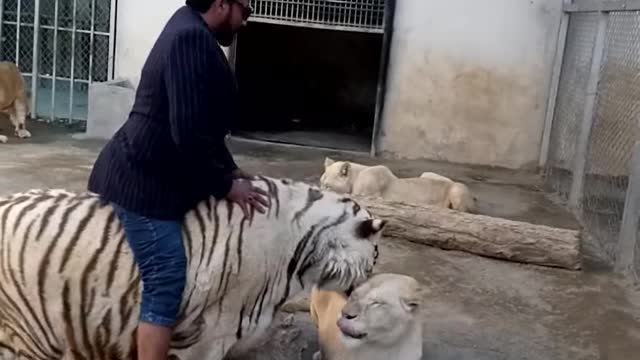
[88,5,238,220]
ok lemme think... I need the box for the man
[87,0,267,358]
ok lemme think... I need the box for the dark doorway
[232,22,383,152]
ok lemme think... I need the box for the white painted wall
[378,0,564,169]
[114,0,230,85]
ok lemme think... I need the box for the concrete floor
[2,121,640,360]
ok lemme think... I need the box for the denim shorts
[112,203,187,328]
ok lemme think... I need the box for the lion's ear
[324,157,336,168]
[400,297,420,314]
[356,219,387,238]
[340,162,351,177]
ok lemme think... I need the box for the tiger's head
[291,185,385,296]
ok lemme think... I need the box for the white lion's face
[298,195,384,295]
[320,157,354,194]
[337,273,422,348]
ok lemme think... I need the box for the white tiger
[0,176,384,360]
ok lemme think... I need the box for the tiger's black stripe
[119,274,140,334]
[249,275,270,325]
[0,283,53,358]
[237,216,247,273]
[226,200,234,224]
[34,193,68,241]
[255,276,271,324]
[183,221,193,262]
[106,231,125,295]
[59,200,101,272]
[205,201,219,267]
[292,187,324,225]
[296,210,349,285]
[20,214,41,283]
[194,204,207,270]
[62,281,85,360]
[235,304,246,339]
[1,195,31,278]
[276,224,318,309]
[79,211,116,359]
[180,204,207,315]
[12,194,52,237]
[36,200,84,353]
[259,176,279,218]
[6,224,63,357]
[216,231,233,297]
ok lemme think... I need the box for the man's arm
[164,28,236,199]
[219,138,238,171]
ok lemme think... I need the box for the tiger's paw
[0,135,7,143]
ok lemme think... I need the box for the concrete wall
[378,0,564,169]
[114,0,230,85]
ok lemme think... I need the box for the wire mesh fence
[581,11,640,261]
[545,12,600,201]
[545,6,640,273]
[0,0,114,124]
[249,0,386,33]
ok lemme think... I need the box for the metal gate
[0,0,116,123]
[249,0,386,33]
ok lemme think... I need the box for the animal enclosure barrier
[0,0,116,124]
[248,0,386,33]
[542,0,640,281]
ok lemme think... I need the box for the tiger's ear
[357,219,387,238]
[325,157,336,168]
[340,162,351,177]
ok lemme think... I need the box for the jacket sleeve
[164,28,236,199]
[218,140,239,171]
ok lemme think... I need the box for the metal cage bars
[249,0,386,33]
[0,0,116,123]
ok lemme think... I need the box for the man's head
[186,0,252,46]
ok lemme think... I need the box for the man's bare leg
[137,322,172,359]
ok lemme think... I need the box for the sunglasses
[228,0,253,20]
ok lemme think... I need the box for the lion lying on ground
[0,61,31,144]
[320,157,476,213]
[309,273,423,360]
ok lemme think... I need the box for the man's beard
[216,16,237,47]
[217,31,235,47]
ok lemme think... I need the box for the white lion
[320,157,476,213]
[309,273,423,360]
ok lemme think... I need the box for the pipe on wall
[370,0,396,157]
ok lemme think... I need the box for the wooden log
[354,195,582,270]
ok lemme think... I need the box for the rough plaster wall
[114,0,230,86]
[378,0,564,169]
